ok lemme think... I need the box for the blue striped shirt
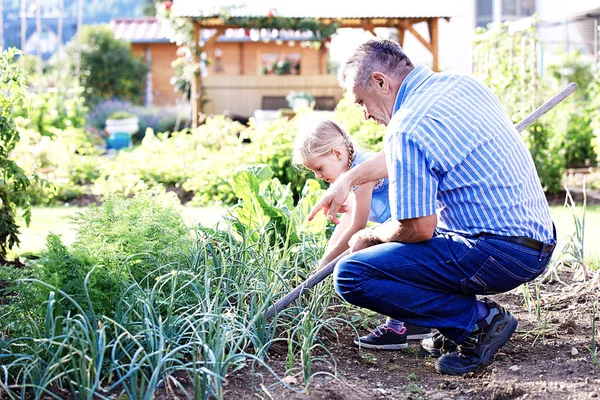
[385,65,554,242]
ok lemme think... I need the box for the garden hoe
[265,82,578,320]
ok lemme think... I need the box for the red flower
[163,1,172,10]
[268,8,277,18]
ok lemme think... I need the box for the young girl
[293,118,432,350]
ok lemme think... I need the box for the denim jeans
[333,232,554,343]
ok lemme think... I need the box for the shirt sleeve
[386,131,438,220]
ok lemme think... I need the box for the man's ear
[371,72,389,93]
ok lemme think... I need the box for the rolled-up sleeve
[386,130,438,221]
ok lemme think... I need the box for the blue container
[106,132,132,150]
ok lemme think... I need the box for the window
[476,0,536,28]
[261,53,301,75]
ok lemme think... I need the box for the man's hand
[348,228,380,252]
[307,177,352,224]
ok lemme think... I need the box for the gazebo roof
[171,0,457,20]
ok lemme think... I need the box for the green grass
[10,205,227,257]
[549,204,600,261]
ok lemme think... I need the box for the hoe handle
[265,250,349,319]
[515,82,577,132]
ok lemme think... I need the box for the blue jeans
[334,232,554,343]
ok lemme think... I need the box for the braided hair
[293,119,355,170]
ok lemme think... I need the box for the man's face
[351,78,393,126]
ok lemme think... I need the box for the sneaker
[405,323,434,340]
[353,325,408,350]
[419,330,458,358]
[435,299,518,375]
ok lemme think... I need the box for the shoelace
[371,325,406,337]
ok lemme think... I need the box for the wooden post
[191,21,201,128]
[397,27,406,47]
[428,18,439,71]
[239,42,244,75]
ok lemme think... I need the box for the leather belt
[481,234,555,253]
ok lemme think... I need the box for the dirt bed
[222,269,599,400]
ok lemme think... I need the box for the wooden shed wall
[132,41,339,115]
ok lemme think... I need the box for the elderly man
[308,38,555,375]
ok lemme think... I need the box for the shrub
[108,111,136,120]
[12,125,104,205]
[0,49,33,261]
[34,189,193,317]
[87,100,191,141]
[19,88,88,137]
[66,24,149,106]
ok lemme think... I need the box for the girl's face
[303,148,348,184]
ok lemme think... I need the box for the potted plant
[285,91,315,111]
[105,111,139,150]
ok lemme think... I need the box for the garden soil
[217,268,599,400]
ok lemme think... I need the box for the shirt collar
[392,65,435,114]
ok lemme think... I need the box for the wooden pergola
[171,1,453,126]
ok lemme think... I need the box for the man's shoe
[419,330,458,357]
[435,299,518,375]
[353,325,408,350]
[405,323,434,340]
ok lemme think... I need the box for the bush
[87,100,191,141]
[12,125,104,205]
[34,189,193,317]
[0,49,33,261]
[66,25,149,106]
[19,89,88,137]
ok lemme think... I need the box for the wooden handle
[515,82,577,132]
[265,250,350,319]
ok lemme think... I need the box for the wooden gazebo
[171,1,454,126]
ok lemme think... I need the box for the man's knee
[333,254,368,303]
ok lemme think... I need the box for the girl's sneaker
[353,325,408,350]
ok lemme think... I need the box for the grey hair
[338,38,413,92]
[292,119,355,168]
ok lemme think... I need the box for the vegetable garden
[1,20,600,399]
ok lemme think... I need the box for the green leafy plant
[108,111,137,120]
[66,25,149,106]
[0,49,33,261]
[285,91,315,108]
[473,22,566,194]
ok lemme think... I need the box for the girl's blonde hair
[292,119,355,169]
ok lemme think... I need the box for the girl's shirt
[351,149,391,224]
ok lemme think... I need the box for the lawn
[11,203,600,262]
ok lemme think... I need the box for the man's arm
[308,152,387,224]
[349,213,438,252]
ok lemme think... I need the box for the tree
[0,49,32,261]
[66,25,149,106]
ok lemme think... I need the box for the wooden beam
[363,25,377,36]
[204,26,226,47]
[191,21,201,128]
[427,18,439,71]
[399,20,432,52]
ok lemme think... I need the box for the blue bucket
[106,132,132,150]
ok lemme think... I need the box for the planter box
[105,117,139,150]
